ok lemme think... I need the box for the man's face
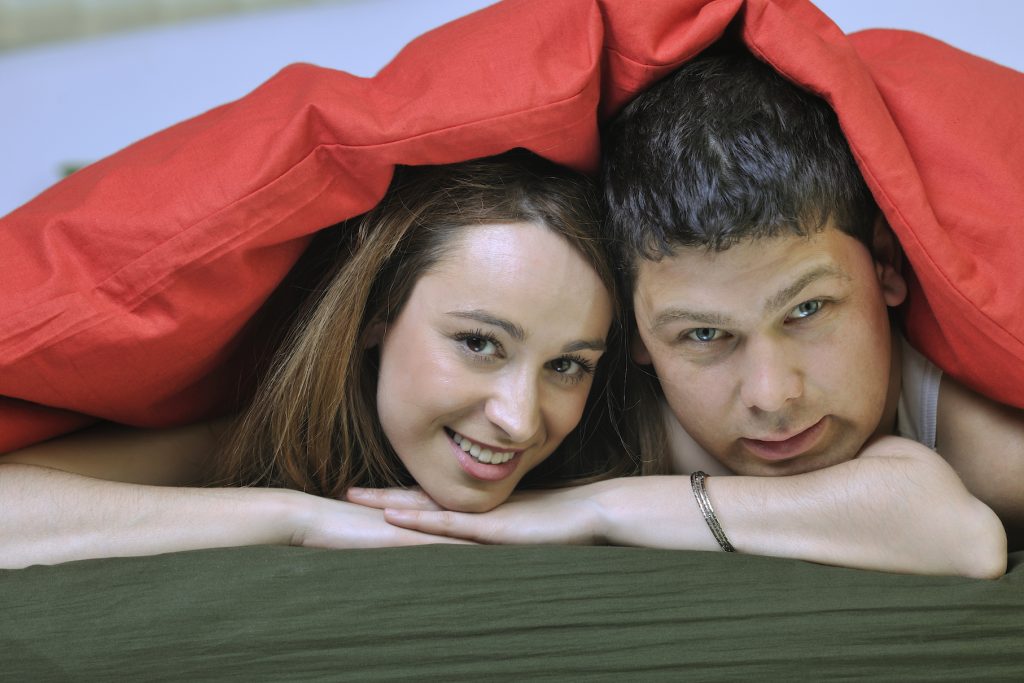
[631,223,907,476]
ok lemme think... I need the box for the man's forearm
[594,437,1006,577]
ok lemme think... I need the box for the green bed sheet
[2,546,1021,680]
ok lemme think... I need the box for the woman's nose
[484,368,542,443]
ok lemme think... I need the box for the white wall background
[0,0,349,50]
[1,0,1021,218]
[817,0,1024,73]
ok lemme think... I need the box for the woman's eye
[685,327,722,343]
[789,300,823,320]
[453,330,504,360]
[463,335,498,356]
[547,356,595,383]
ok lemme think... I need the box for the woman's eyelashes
[451,329,597,385]
[547,354,596,385]
[453,329,503,360]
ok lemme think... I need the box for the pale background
[1,0,1021,217]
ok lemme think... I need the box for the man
[353,49,1023,577]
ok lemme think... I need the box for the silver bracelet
[690,471,736,552]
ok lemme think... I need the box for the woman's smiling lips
[739,418,828,462]
[445,428,524,481]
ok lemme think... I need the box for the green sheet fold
[2,547,1021,680]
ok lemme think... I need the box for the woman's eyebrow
[446,310,526,341]
[448,310,605,352]
[562,339,606,353]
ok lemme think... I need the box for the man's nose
[738,337,803,413]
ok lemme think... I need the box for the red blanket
[2,0,1022,451]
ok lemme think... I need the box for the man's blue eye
[687,328,720,343]
[791,300,823,319]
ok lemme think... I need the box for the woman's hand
[292,489,471,549]
[345,486,605,545]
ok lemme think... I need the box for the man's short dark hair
[602,48,877,281]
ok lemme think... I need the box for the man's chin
[726,442,861,477]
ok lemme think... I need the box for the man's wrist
[587,477,642,546]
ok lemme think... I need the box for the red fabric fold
[2,0,1021,452]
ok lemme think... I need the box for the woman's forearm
[0,463,300,569]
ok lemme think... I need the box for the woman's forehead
[415,222,613,336]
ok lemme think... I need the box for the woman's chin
[430,487,509,514]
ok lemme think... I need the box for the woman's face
[373,222,613,512]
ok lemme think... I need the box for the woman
[0,150,643,568]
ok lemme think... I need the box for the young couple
[2,50,1020,576]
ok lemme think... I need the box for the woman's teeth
[452,432,515,464]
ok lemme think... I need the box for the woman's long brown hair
[212,150,659,498]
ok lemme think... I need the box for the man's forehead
[631,232,859,318]
[633,228,864,282]
[633,239,787,289]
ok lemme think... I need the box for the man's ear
[631,332,653,365]
[363,320,386,349]
[871,213,908,308]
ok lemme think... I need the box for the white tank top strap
[896,336,943,449]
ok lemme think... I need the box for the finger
[384,508,495,543]
[346,486,443,511]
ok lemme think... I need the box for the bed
[3,546,1022,679]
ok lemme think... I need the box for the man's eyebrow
[648,264,851,333]
[763,264,850,314]
[446,310,525,341]
[650,309,734,332]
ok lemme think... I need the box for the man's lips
[739,418,828,462]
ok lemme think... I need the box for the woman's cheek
[549,386,590,443]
